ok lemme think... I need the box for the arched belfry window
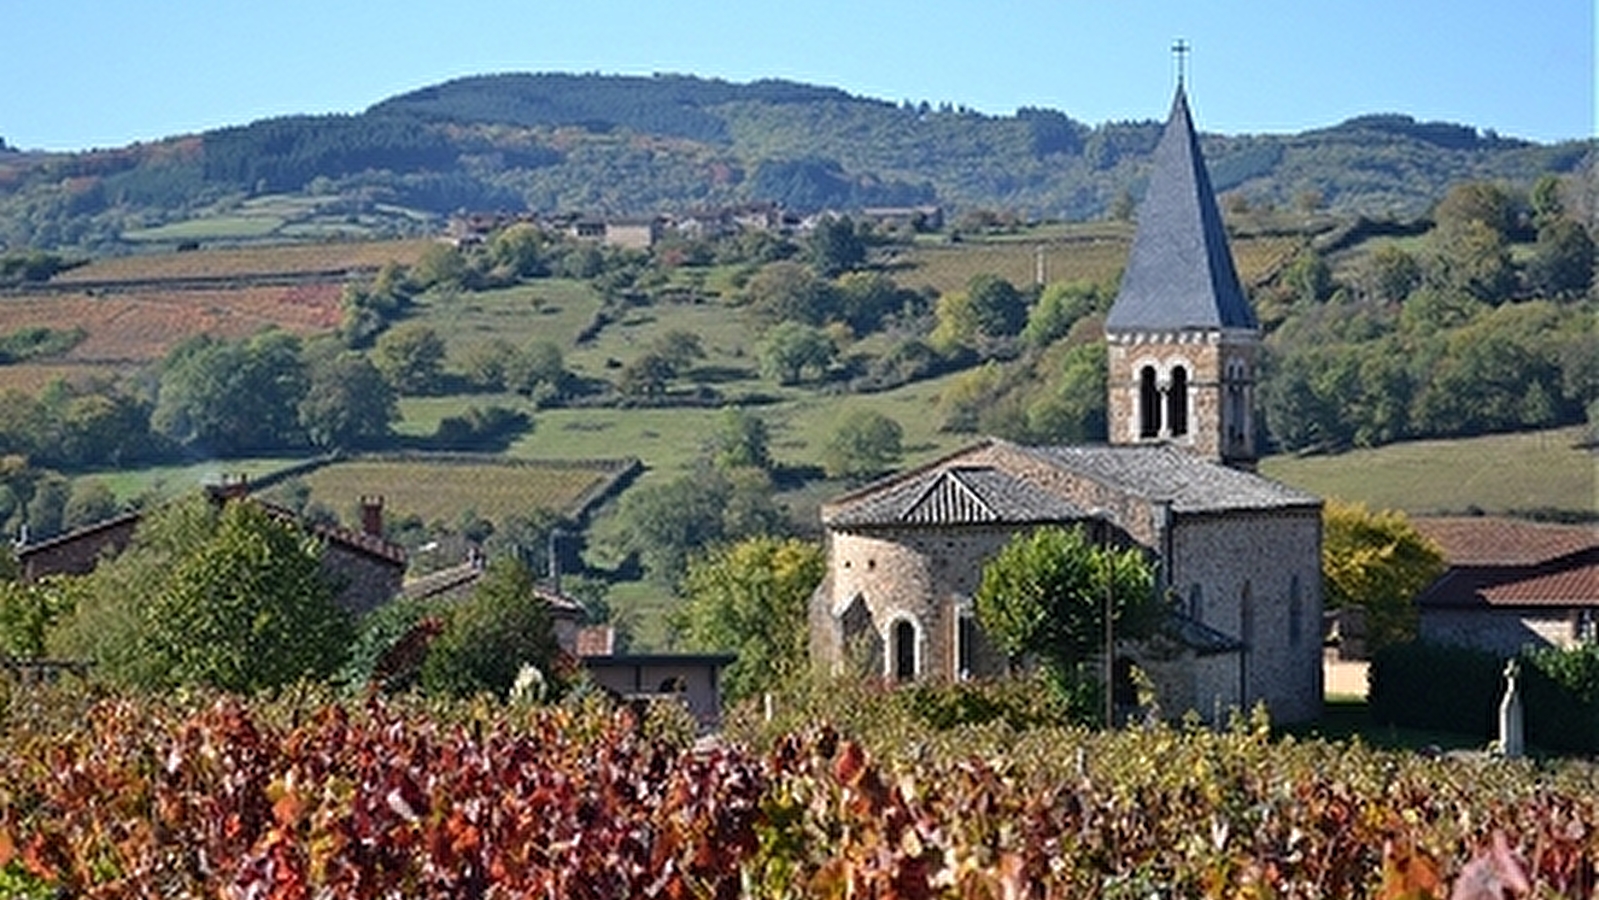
[1168,366,1189,437]
[1138,366,1162,438]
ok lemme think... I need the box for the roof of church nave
[823,438,1320,529]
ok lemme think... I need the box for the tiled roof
[1015,443,1319,513]
[16,499,407,568]
[824,440,1318,529]
[1410,517,1598,568]
[14,510,142,557]
[1417,550,1599,609]
[254,499,407,566]
[825,465,1084,528]
[1105,87,1256,335]
[1412,517,1598,609]
[398,562,585,616]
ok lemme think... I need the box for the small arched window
[891,618,918,682]
[956,612,977,680]
[1168,365,1189,437]
[1138,365,1162,438]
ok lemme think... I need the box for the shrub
[1368,640,1500,737]
[1371,640,1599,753]
[419,556,565,699]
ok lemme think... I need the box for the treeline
[372,72,863,141]
[1260,177,1595,453]
[3,72,1591,254]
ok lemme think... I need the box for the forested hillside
[0,72,1590,252]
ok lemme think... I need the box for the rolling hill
[0,72,1590,254]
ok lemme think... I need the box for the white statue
[1497,659,1524,759]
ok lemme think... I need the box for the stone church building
[810,87,1325,724]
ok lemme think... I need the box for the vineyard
[0,284,342,379]
[264,455,640,525]
[0,687,1593,898]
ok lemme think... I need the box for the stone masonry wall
[825,525,1017,680]
[1168,508,1324,724]
[1420,609,1579,657]
[1106,332,1258,465]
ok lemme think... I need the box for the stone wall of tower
[1106,330,1257,467]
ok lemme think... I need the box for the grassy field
[73,457,308,504]
[417,280,606,368]
[51,238,435,283]
[1260,425,1596,517]
[893,231,1303,297]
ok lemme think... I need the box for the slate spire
[1106,87,1256,333]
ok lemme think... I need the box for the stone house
[1412,516,1598,657]
[397,556,587,655]
[811,86,1326,724]
[16,485,407,616]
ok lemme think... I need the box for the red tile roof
[1410,517,1597,568]
[1412,517,1599,610]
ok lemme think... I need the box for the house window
[1168,365,1189,437]
[1138,366,1162,438]
[890,618,919,681]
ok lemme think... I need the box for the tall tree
[757,321,836,385]
[1322,501,1445,653]
[298,351,396,450]
[152,331,308,455]
[373,322,447,395]
[706,406,772,471]
[420,555,563,699]
[806,215,866,277]
[975,524,1158,717]
[674,536,824,702]
[822,410,903,481]
[745,260,837,326]
[140,499,352,692]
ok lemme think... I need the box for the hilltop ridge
[0,72,1590,253]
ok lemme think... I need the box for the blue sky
[3,0,1592,152]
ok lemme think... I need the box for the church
[809,86,1325,724]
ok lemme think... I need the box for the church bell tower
[1104,83,1260,469]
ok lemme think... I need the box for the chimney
[359,495,384,537]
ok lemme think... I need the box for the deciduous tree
[975,524,1158,717]
[420,555,564,699]
[299,351,396,450]
[674,536,824,701]
[373,322,447,395]
[1321,501,1445,653]
[822,410,903,481]
[141,499,352,692]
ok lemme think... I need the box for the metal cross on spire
[1172,38,1190,88]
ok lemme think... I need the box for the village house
[1411,516,1598,657]
[17,480,406,615]
[810,86,1326,724]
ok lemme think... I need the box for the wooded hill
[1,72,1591,252]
